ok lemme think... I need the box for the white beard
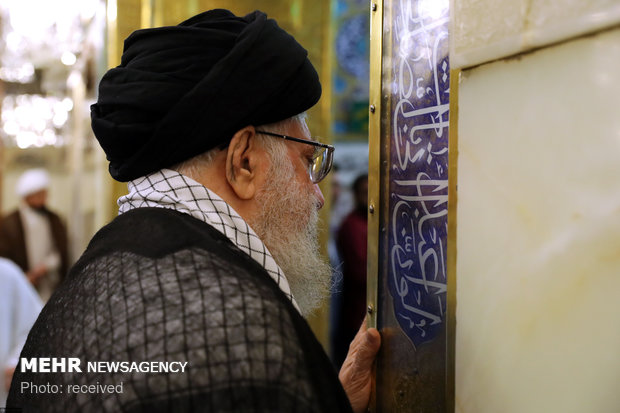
[250,158,332,317]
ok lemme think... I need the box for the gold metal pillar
[446,68,460,413]
[367,2,384,411]
[368,0,455,410]
[367,0,383,334]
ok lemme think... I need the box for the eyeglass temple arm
[255,130,333,150]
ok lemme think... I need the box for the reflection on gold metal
[367,0,383,333]
[106,0,119,70]
[141,0,153,28]
[447,68,460,413]
[367,1,383,410]
[102,0,122,224]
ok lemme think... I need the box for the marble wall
[450,0,620,69]
[454,2,620,412]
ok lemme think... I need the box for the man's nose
[314,184,325,209]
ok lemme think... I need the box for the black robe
[8,208,352,412]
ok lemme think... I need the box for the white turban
[16,169,50,198]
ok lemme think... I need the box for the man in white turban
[0,168,68,302]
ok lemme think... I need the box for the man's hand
[339,318,381,413]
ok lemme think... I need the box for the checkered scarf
[117,168,300,312]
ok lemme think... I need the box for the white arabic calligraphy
[388,0,449,344]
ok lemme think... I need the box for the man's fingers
[356,328,381,366]
[350,317,381,363]
[365,328,381,349]
[339,323,381,413]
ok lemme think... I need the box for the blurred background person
[332,173,368,368]
[0,169,69,302]
[0,257,43,408]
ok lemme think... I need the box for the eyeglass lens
[310,147,333,183]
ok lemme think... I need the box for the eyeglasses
[256,130,335,184]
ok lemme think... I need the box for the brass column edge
[446,68,460,413]
[321,0,334,143]
[103,0,121,224]
[141,0,153,29]
[367,0,384,332]
[106,0,119,68]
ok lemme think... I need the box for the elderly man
[8,9,379,413]
[0,168,68,301]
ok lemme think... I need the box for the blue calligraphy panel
[387,0,450,348]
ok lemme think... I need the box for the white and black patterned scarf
[117,168,300,312]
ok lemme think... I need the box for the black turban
[91,9,321,182]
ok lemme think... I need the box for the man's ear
[225,125,263,200]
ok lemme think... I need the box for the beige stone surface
[456,27,620,413]
[451,0,620,68]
